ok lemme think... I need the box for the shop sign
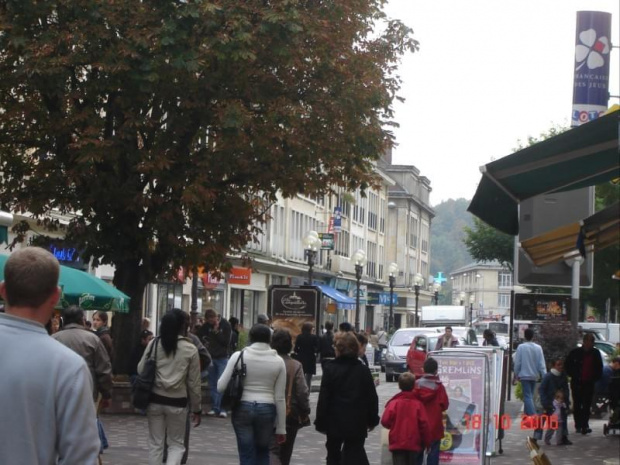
[367,292,398,305]
[268,285,319,339]
[202,273,223,289]
[228,266,251,285]
[319,233,334,250]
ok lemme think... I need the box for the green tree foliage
[430,198,474,277]
[582,182,620,319]
[463,217,514,270]
[0,0,417,372]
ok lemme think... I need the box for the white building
[449,261,514,320]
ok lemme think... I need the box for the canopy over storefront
[520,202,619,267]
[315,283,356,310]
[468,108,619,235]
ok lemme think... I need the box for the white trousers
[147,403,187,465]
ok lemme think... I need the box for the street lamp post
[433,282,441,305]
[469,294,475,325]
[303,230,321,285]
[413,273,423,327]
[475,273,484,317]
[388,262,398,332]
[352,249,367,332]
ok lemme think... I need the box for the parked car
[384,327,440,382]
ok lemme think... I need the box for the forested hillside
[430,198,474,276]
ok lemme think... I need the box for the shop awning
[468,108,619,235]
[520,202,620,267]
[315,283,356,310]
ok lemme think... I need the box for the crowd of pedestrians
[1,246,618,465]
[513,327,608,447]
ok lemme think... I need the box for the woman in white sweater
[218,324,287,465]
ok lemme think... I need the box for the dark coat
[96,327,114,364]
[314,356,380,439]
[539,370,570,413]
[294,332,318,375]
[198,318,231,360]
[565,346,603,384]
[318,331,336,359]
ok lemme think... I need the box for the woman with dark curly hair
[139,309,202,465]
[315,332,379,465]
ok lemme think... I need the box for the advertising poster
[268,285,319,340]
[514,293,570,321]
[432,354,488,465]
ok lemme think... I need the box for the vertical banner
[572,11,612,126]
[333,206,342,233]
[430,352,489,465]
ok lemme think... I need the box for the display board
[514,293,571,321]
[267,285,320,339]
[429,351,490,465]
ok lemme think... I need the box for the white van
[578,322,619,344]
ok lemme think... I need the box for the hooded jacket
[381,391,430,452]
[414,374,450,442]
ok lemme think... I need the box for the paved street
[100,373,619,465]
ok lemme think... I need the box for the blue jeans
[521,380,537,416]
[208,358,228,414]
[232,402,276,465]
[416,440,440,465]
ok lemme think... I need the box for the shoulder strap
[285,360,296,412]
[147,337,159,360]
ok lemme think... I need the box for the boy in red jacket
[414,358,449,465]
[381,372,430,465]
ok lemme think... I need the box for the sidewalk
[489,399,620,465]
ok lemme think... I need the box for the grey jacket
[52,323,113,400]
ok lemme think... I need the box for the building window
[498,293,511,308]
[410,217,418,249]
[378,245,384,280]
[498,272,513,288]
[334,230,350,257]
[368,192,378,231]
[366,241,377,278]
[379,198,386,234]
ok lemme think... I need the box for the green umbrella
[0,254,130,313]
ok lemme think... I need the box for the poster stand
[428,350,491,465]
[439,347,507,459]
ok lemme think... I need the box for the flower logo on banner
[575,28,610,71]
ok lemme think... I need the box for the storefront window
[157,283,183,319]
[201,289,224,315]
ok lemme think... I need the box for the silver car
[384,327,440,382]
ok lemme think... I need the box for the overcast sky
[383,0,620,206]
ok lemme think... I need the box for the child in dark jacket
[381,372,430,465]
[414,358,449,465]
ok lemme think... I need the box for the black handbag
[224,350,246,410]
[132,337,158,410]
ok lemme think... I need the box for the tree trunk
[110,260,149,375]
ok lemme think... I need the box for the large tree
[463,217,514,270]
[0,0,417,372]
